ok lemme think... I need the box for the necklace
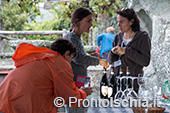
[122,32,134,46]
[130,32,134,39]
[124,32,134,39]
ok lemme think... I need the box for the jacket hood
[12,43,59,67]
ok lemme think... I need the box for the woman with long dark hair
[108,7,151,94]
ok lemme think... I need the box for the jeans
[101,51,110,59]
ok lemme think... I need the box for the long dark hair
[116,8,140,32]
[70,7,92,31]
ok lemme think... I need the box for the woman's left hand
[114,46,126,55]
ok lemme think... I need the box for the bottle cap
[119,71,123,74]
[103,71,106,73]
[126,72,130,75]
[111,72,114,75]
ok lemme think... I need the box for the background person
[0,38,93,113]
[97,27,115,59]
[107,7,151,94]
[64,7,109,113]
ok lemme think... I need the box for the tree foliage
[50,0,127,31]
[0,0,40,31]
[47,0,126,43]
[0,0,126,41]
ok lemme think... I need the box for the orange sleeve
[53,68,87,107]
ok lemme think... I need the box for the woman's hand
[99,59,110,69]
[80,87,94,96]
[91,52,100,58]
[111,46,125,56]
[111,46,118,54]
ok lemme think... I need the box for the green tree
[48,0,127,43]
[0,0,127,41]
[0,0,40,31]
[50,0,127,30]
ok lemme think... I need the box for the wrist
[123,47,126,54]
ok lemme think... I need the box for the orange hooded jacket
[0,43,87,113]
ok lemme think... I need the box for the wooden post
[0,31,64,35]
[62,29,67,38]
[0,0,3,30]
[0,0,3,52]
[0,30,67,53]
[0,38,3,53]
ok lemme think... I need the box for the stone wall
[92,0,170,90]
[93,13,118,46]
[129,0,170,87]
[87,65,110,97]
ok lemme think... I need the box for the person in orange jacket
[0,38,93,113]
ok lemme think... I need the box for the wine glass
[140,88,154,113]
[138,73,146,97]
[152,85,162,107]
[127,77,138,99]
[138,73,145,85]
[123,76,131,98]
[138,74,153,113]
[114,76,126,100]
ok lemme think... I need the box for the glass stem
[132,78,134,90]
[120,78,122,91]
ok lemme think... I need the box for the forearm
[107,51,119,64]
[72,54,99,66]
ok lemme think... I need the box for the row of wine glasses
[138,73,163,113]
[114,76,138,100]
[114,73,162,113]
[115,73,160,98]
[114,74,148,113]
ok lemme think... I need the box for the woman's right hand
[111,46,125,56]
[99,59,109,69]
[80,87,94,96]
[111,46,118,54]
